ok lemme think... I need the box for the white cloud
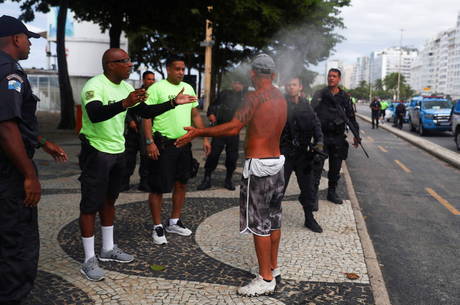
[312,0,460,72]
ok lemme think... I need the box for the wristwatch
[146,138,154,145]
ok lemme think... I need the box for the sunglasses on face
[107,58,131,64]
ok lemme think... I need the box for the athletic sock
[169,218,179,226]
[154,224,163,229]
[263,278,272,283]
[82,236,95,263]
[101,226,114,252]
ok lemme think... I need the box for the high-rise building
[410,11,460,99]
[370,47,418,85]
[351,56,370,88]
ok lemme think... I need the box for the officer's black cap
[0,15,41,38]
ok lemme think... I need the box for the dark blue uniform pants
[204,135,239,175]
[0,161,39,303]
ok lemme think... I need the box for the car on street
[451,99,460,151]
[408,96,452,136]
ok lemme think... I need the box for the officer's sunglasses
[106,58,131,64]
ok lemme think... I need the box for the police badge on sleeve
[6,74,23,93]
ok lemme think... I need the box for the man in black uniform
[0,15,68,304]
[197,80,244,190]
[369,98,381,129]
[121,71,155,191]
[311,69,359,205]
[281,76,324,233]
[394,100,406,129]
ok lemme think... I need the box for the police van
[408,96,452,136]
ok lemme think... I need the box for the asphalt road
[357,104,458,152]
[345,119,460,305]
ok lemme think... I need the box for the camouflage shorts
[239,168,285,236]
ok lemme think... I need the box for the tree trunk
[57,1,75,130]
[109,22,122,48]
[197,63,202,98]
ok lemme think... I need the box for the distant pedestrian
[394,101,406,129]
[121,70,156,191]
[78,48,196,281]
[380,100,389,124]
[197,79,245,191]
[0,15,68,303]
[369,98,381,129]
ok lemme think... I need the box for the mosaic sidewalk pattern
[23,115,374,304]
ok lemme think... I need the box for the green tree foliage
[383,72,415,100]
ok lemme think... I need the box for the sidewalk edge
[343,162,392,305]
[356,113,460,169]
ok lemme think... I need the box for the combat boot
[327,187,343,204]
[224,172,235,190]
[304,208,323,233]
[197,173,211,190]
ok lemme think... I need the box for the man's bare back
[235,85,286,158]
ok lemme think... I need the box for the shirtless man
[176,54,287,296]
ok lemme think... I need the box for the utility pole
[369,55,373,102]
[396,29,404,101]
[200,6,214,111]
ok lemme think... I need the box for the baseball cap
[251,53,275,74]
[0,15,41,38]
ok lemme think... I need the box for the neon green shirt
[80,74,134,153]
[146,79,197,139]
[381,101,389,110]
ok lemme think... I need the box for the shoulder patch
[85,91,95,100]
[8,80,22,92]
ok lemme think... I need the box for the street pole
[369,56,372,103]
[396,29,404,101]
[202,6,214,112]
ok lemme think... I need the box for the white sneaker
[250,266,281,284]
[237,275,276,297]
[165,219,192,236]
[152,226,168,245]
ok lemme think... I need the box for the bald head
[102,48,128,72]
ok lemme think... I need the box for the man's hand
[175,126,200,147]
[353,137,360,148]
[24,176,41,207]
[42,140,68,162]
[146,142,160,160]
[128,120,138,132]
[175,88,198,105]
[203,138,211,156]
[123,89,148,108]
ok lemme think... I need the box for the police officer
[197,79,245,190]
[281,76,324,233]
[0,15,68,304]
[311,68,360,204]
[369,97,381,129]
[121,71,155,191]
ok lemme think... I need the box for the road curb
[343,163,392,305]
[356,113,460,169]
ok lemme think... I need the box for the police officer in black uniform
[197,80,244,190]
[121,71,155,191]
[281,76,324,233]
[0,15,68,304]
[311,68,360,205]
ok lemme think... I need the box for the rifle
[331,96,370,158]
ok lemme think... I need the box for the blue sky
[1,0,460,74]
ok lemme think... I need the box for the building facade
[370,47,418,85]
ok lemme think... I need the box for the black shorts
[78,141,126,214]
[144,143,192,194]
